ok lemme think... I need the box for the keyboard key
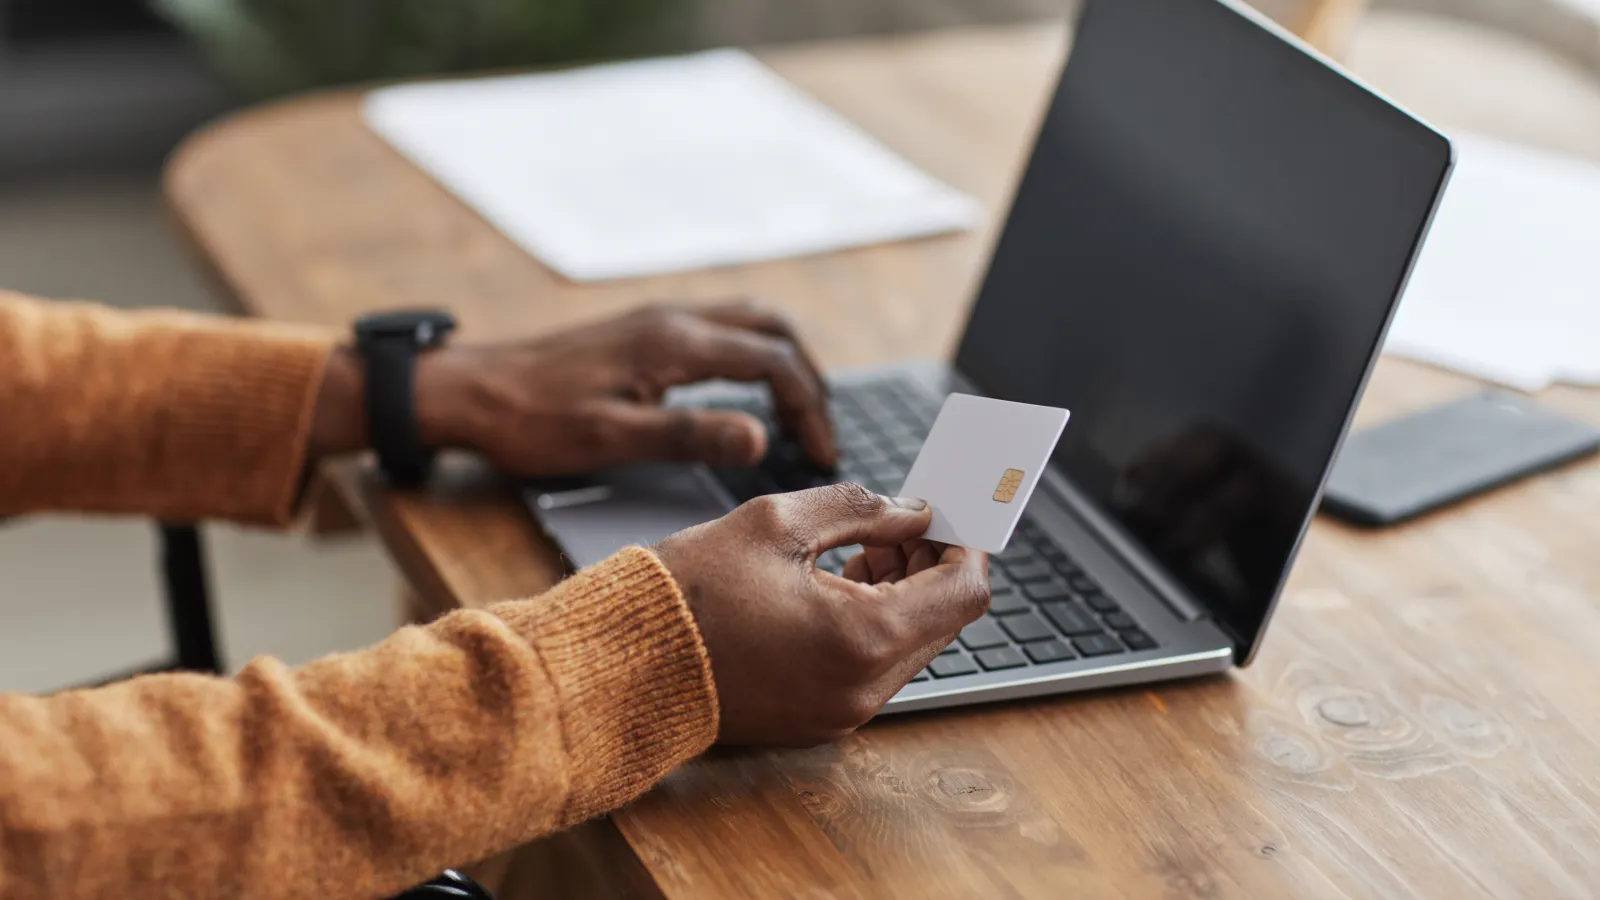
[816,551,846,574]
[853,444,889,466]
[892,403,928,424]
[911,669,931,682]
[838,465,872,485]
[930,654,980,678]
[1023,578,1071,603]
[836,426,871,446]
[868,463,904,485]
[1074,633,1124,657]
[999,612,1057,643]
[836,427,869,448]
[1121,628,1158,651]
[989,569,1016,593]
[889,432,928,454]
[959,618,1009,650]
[856,385,893,404]
[1040,544,1069,564]
[1103,611,1137,630]
[1001,559,1052,583]
[1068,573,1099,593]
[1025,640,1076,665]
[833,409,865,429]
[1041,602,1102,636]
[941,641,961,655]
[996,543,1035,563]
[988,589,1032,616]
[976,646,1028,671]
[894,432,928,453]
[1050,557,1081,576]
[1082,591,1120,613]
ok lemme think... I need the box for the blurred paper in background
[364,49,981,282]
[1386,133,1600,391]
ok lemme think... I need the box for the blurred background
[2,0,1598,691]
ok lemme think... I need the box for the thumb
[602,404,769,467]
[780,483,932,555]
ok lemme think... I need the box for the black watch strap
[362,336,434,488]
[354,309,456,489]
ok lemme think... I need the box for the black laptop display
[955,0,1453,660]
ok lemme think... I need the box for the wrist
[414,346,480,450]
[308,346,367,460]
[308,344,477,462]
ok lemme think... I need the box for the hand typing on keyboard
[393,302,836,477]
[653,483,990,746]
[709,376,936,505]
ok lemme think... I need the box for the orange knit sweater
[0,291,719,900]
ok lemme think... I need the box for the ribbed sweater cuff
[156,322,336,526]
[489,547,719,824]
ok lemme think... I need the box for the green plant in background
[152,0,684,97]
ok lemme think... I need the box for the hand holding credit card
[896,394,1070,554]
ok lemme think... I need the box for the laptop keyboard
[706,375,1160,682]
[708,376,940,503]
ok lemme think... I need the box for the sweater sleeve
[0,290,336,526]
[0,547,719,900]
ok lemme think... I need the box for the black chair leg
[158,524,222,674]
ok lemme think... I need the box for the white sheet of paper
[1383,133,1600,391]
[362,49,982,282]
[897,395,1070,554]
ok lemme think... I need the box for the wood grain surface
[165,18,1600,900]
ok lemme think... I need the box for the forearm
[0,290,338,525]
[0,548,718,900]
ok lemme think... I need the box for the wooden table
[165,19,1600,899]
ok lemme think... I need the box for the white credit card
[896,394,1070,554]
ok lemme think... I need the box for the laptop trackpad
[527,464,736,569]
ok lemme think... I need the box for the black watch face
[356,309,457,347]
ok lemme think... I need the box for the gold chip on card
[993,469,1026,503]
[900,395,1069,552]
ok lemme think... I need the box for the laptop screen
[954,0,1452,659]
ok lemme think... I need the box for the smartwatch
[353,309,458,488]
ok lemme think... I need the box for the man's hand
[311,303,835,476]
[653,483,990,746]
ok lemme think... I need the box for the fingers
[694,301,829,399]
[904,540,943,577]
[877,546,990,649]
[599,404,769,468]
[840,538,948,586]
[757,483,931,558]
[841,552,874,584]
[692,326,835,468]
[645,307,836,467]
[861,544,910,583]
[820,545,985,716]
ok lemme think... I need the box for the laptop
[525,0,1454,713]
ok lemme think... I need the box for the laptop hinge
[1037,468,1210,624]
